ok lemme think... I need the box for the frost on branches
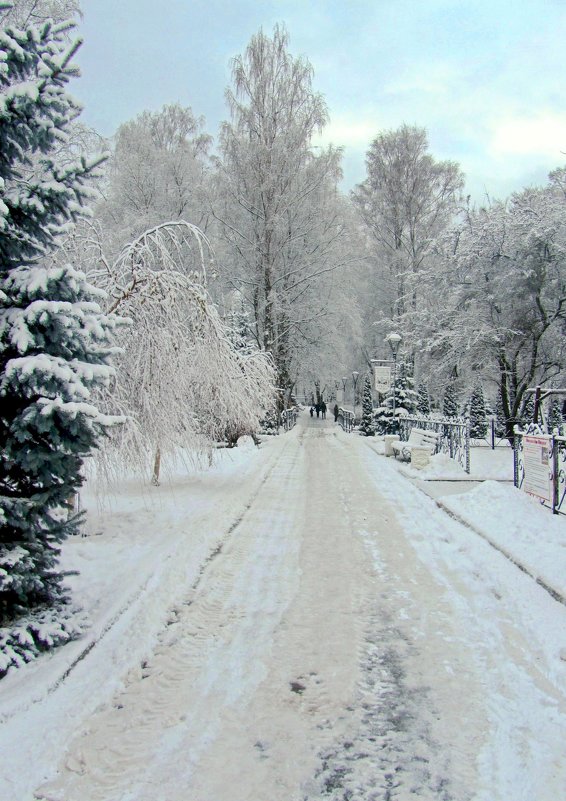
[0,19,122,674]
[89,222,277,483]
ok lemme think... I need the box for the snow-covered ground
[1,413,565,800]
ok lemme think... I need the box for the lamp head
[385,332,403,356]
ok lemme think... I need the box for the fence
[281,406,299,432]
[514,428,566,516]
[398,416,471,474]
[470,418,511,449]
[338,407,355,433]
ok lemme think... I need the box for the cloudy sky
[74,0,566,203]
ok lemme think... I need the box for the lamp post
[352,371,359,421]
[385,332,402,432]
[341,376,347,405]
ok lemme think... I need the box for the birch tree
[214,24,358,404]
[97,104,212,260]
[352,125,464,324]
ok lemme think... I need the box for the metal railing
[338,407,355,433]
[514,426,566,515]
[281,406,299,431]
[398,416,470,473]
[469,418,511,448]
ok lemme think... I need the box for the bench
[391,427,439,464]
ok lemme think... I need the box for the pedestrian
[316,403,320,418]
[310,405,314,417]
[333,403,339,422]
[321,401,327,419]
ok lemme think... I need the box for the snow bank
[439,481,566,598]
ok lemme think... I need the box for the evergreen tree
[359,374,375,436]
[443,384,459,418]
[416,382,430,417]
[520,394,536,427]
[469,384,488,438]
[547,398,564,434]
[376,360,417,433]
[494,389,506,436]
[0,20,121,667]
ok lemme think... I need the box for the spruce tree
[0,20,120,668]
[494,389,506,436]
[547,398,564,434]
[520,394,536,427]
[443,384,459,418]
[416,382,430,417]
[469,384,488,438]
[359,374,375,436]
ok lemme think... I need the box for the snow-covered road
[4,415,566,800]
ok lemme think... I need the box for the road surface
[31,415,566,800]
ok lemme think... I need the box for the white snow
[0,416,565,800]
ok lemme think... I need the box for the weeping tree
[0,17,122,671]
[84,221,276,482]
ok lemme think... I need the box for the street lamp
[385,332,403,432]
[352,371,359,421]
[341,376,347,404]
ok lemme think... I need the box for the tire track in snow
[34,429,307,801]
[304,434,477,801]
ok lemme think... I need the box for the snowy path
[7,416,566,800]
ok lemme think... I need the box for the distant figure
[333,403,339,422]
[309,406,314,417]
[315,403,320,418]
[321,401,327,419]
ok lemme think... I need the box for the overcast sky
[74,0,566,203]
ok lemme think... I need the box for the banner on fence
[523,434,552,502]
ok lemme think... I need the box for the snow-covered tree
[406,183,566,439]
[469,384,488,438]
[214,24,355,405]
[0,19,121,666]
[359,374,375,436]
[87,222,276,481]
[416,382,431,416]
[96,103,212,261]
[352,124,463,322]
[547,397,564,433]
[0,0,80,27]
[374,360,416,433]
[443,384,459,418]
[520,393,536,427]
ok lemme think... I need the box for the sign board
[373,360,393,394]
[523,434,552,502]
